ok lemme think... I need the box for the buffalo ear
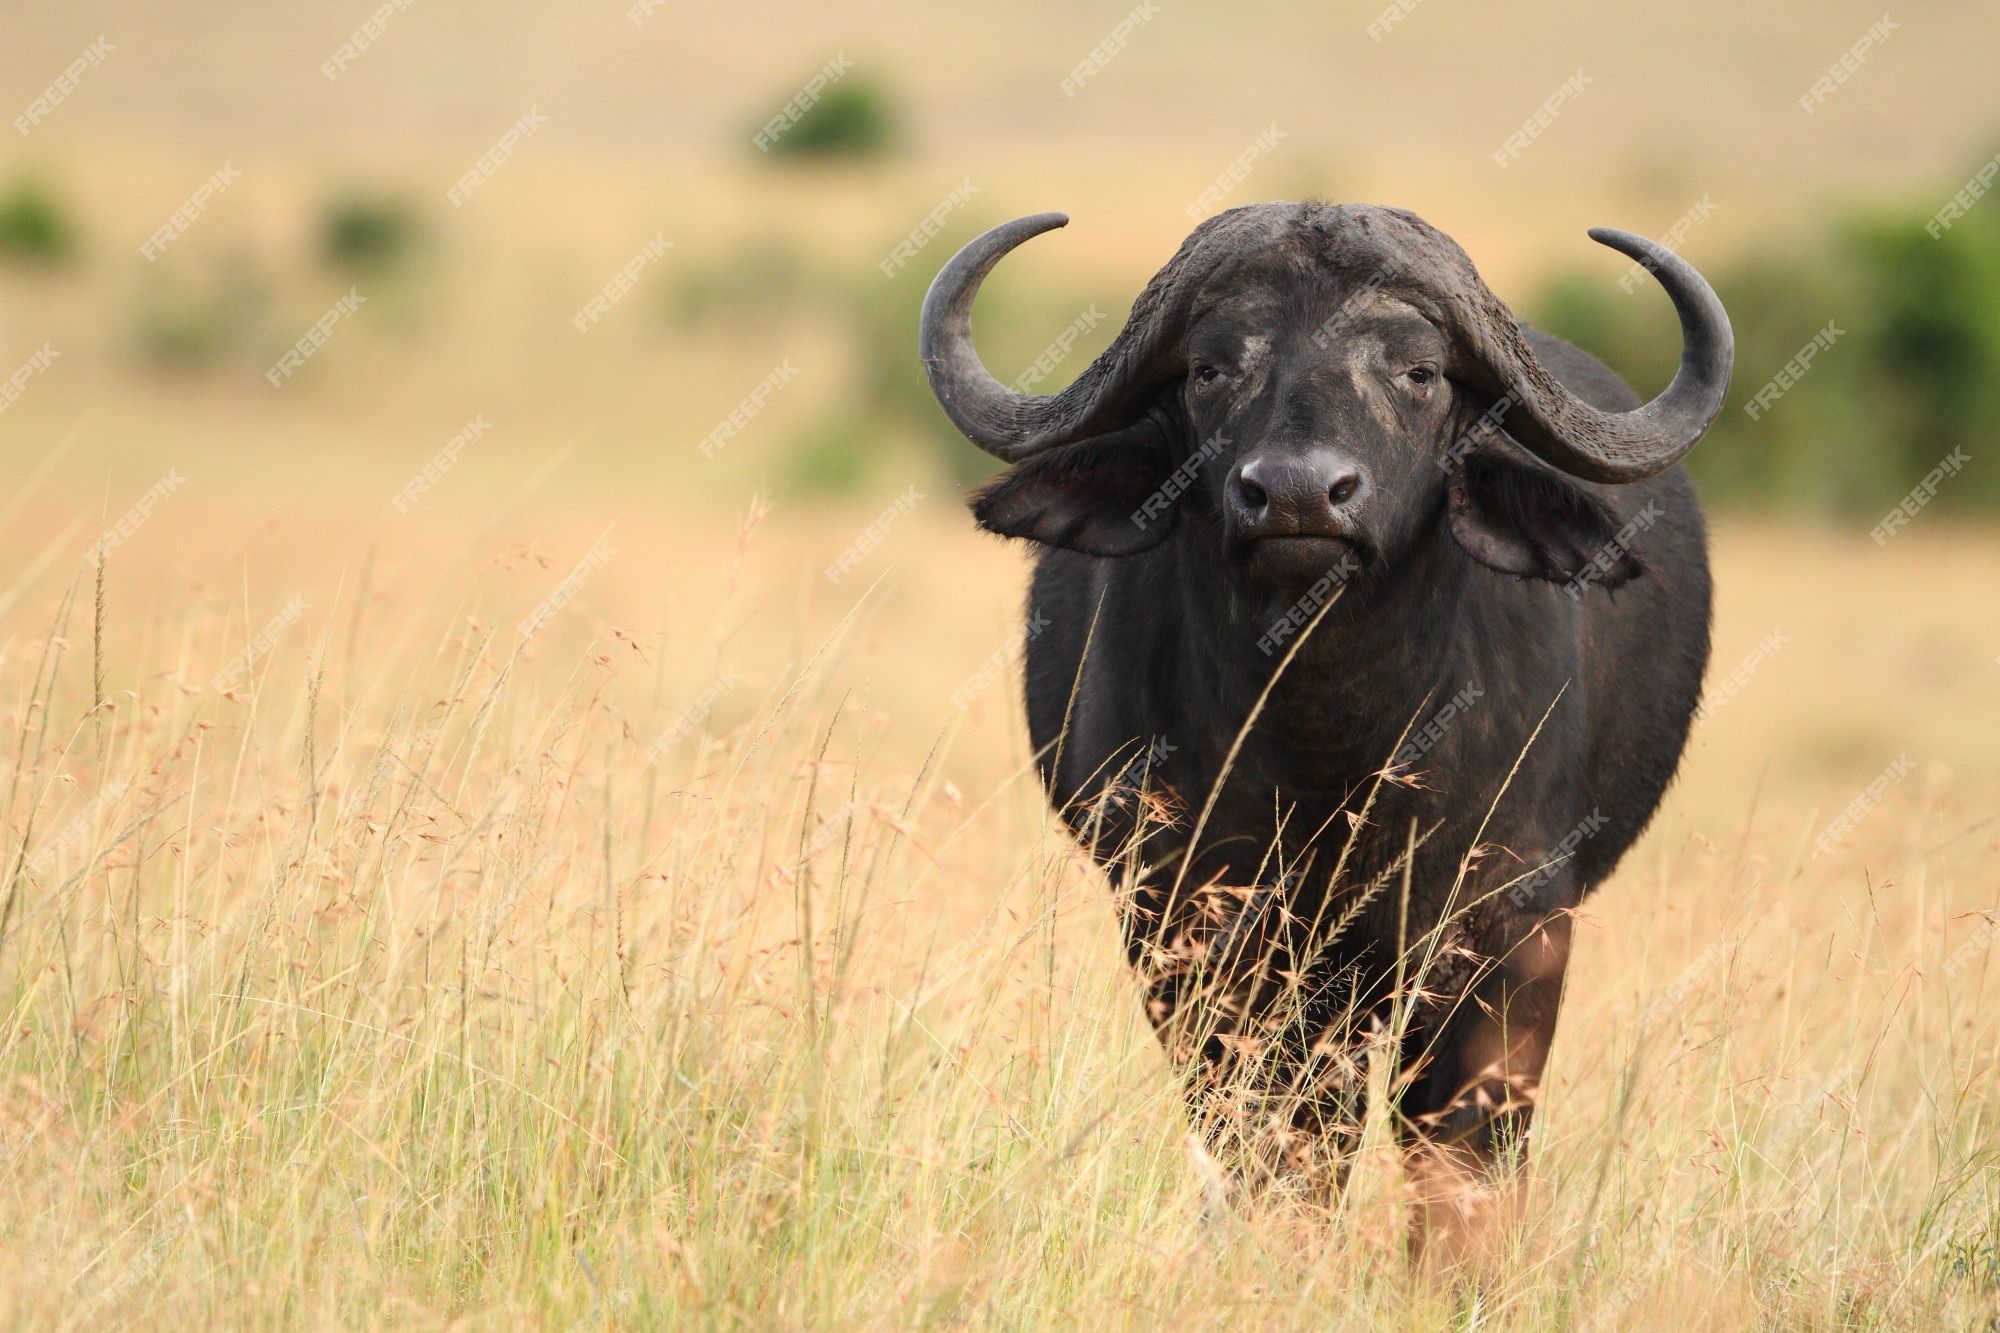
[1446,440,1644,590]
[971,426,1182,557]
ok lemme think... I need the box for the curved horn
[919,213,1076,460]
[920,210,1248,461]
[1458,227,1734,484]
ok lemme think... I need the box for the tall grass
[1,516,1996,1328]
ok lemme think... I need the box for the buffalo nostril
[1328,476,1360,507]
[1234,475,1268,512]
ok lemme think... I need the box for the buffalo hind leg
[1398,910,1573,1271]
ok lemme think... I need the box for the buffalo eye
[1405,365,1436,386]
[1191,365,1221,390]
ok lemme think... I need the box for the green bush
[1528,157,2000,516]
[754,74,897,162]
[318,193,423,270]
[0,179,79,265]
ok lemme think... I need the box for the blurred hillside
[1,0,1998,519]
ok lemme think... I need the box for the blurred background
[6,0,2000,512]
[0,1,1995,807]
[3,0,2000,832]
[0,0,1993,824]
[3,1,1997,797]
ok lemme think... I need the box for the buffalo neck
[1160,517,1475,786]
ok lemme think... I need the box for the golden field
[3,0,2000,1326]
[0,488,1996,1328]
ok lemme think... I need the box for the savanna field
[2,488,1997,1327]
[5,0,2000,1326]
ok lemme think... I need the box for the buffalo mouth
[1240,533,1366,587]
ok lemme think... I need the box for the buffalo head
[920,203,1732,604]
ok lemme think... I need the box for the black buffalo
[919,203,1731,1259]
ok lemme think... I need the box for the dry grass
[1,493,1996,1328]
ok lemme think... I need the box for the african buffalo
[919,203,1731,1260]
